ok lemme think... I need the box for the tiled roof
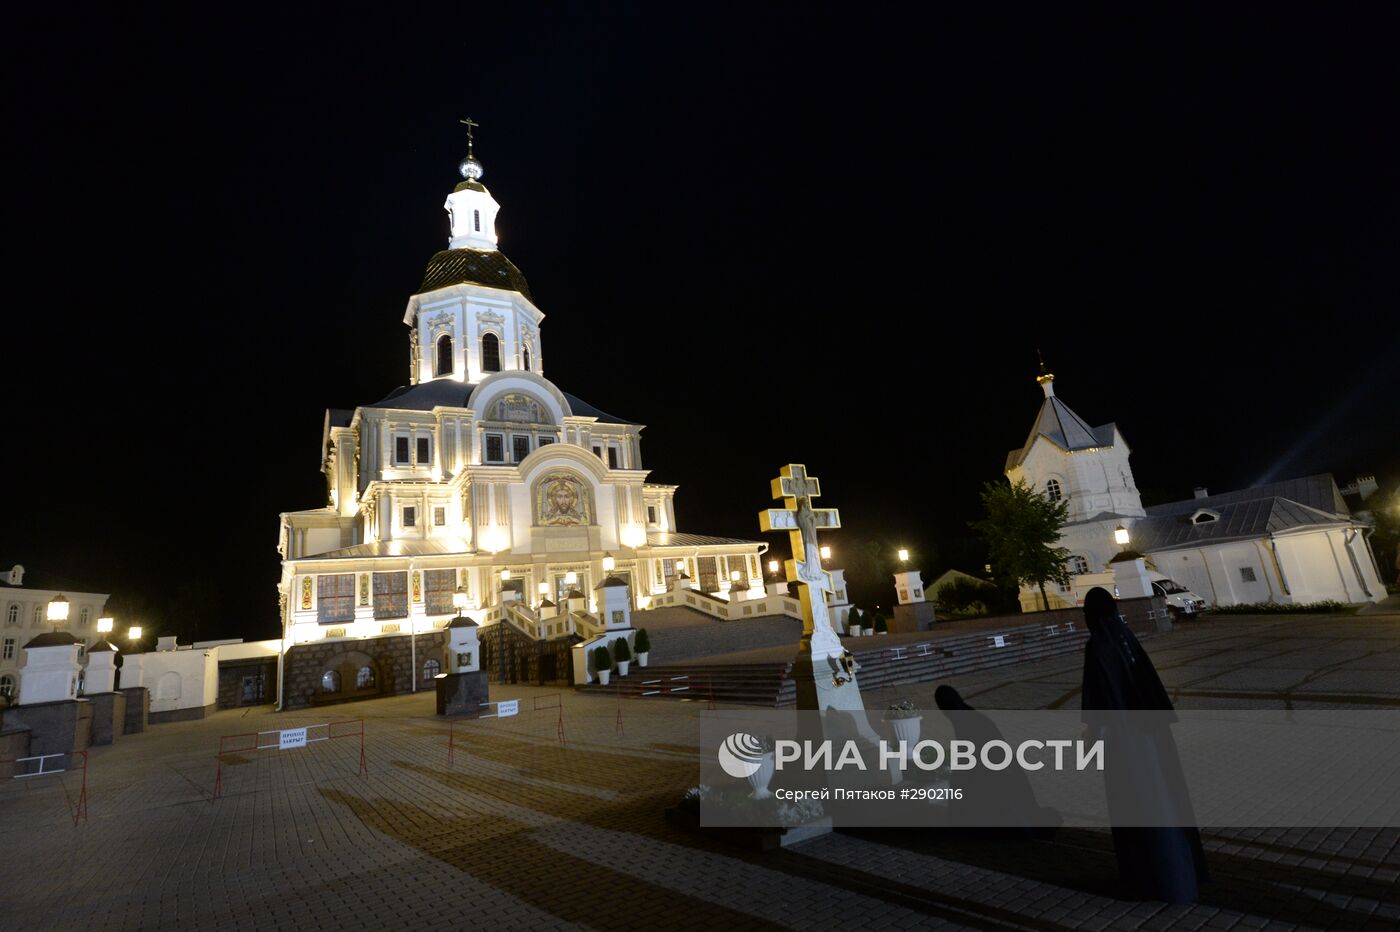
[1145,474,1348,518]
[418,249,532,300]
[645,533,759,548]
[1006,394,1118,470]
[1133,496,1351,553]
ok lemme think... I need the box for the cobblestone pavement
[2,612,1398,931]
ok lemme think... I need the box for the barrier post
[615,679,625,736]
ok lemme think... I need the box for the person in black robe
[1081,586,1209,903]
[934,685,1058,837]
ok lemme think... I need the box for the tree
[970,479,1071,611]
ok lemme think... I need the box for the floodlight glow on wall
[97,616,114,633]
[47,594,69,623]
[602,553,616,572]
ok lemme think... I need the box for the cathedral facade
[1006,367,1385,610]
[276,137,764,669]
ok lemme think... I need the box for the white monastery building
[1006,365,1386,610]
[0,564,109,702]
[276,133,765,698]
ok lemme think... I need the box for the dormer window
[1191,509,1220,525]
[1045,478,1063,502]
[435,334,453,377]
[481,333,501,373]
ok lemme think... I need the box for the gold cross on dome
[459,117,479,149]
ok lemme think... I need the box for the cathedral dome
[418,248,533,300]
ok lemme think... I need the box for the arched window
[422,658,441,681]
[5,604,17,626]
[321,670,341,693]
[0,675,14,699]
[79,607,90,627]
[356,665,376,689]
[435,333,453,376]
[522,347,531,372]
[481,332,501,373]
[473,209,481,232]
[1069,555,1089,575]
[1045,478,1063,502]
[32,605,43,627]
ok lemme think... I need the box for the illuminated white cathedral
[277,134,764,658]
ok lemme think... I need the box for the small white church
[276,130,766,704]
[1005,364,1386,610]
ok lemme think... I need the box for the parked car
[1152,578,1207,617]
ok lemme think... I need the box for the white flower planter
[597,669,611,686]
[637,652,649,667]
[747,752,776,799]
[616,660,630,676]
[877,630,888,636]
[848,627,861,637]
[888,715,921,747]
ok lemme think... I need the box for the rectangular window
[395,436,410,464]
[433,506,447,527]
[417,436,431,465]
[317,574,356,624]
[537,436,554,447]
[403,506,417,528]
[647,505,658,524]
[78,641,86,658]
[80,608,90,627]
[607,447,620,469]
[485,434,505,463]
[593,445,603,459]
[512,435,531,463]
[424,568,456,615]
[1239,566,1257,583]
[2,638,13,660]
[372,571,409,620]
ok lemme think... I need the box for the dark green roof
[419,249,532,301]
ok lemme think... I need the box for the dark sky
[4,4,1398,636]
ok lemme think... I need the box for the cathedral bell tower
[444,118,501,251]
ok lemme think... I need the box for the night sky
[5,4,1398,638]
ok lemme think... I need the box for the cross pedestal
[760,465,876,741]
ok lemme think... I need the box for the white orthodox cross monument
[759,465,872,728]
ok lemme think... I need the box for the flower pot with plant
[747,735,776,799]
[634,628,650,667]
[874,613,888,635]
[592,644,613,686]
[612,637,632,676]
[846,607,862,637]
[884,700,921,746]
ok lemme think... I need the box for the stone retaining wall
[283,633,446,710]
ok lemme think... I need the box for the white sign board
[279,727,308,750]
[497,699,519,718]
[992,635,1006,648]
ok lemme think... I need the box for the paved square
[3,610,1399,931]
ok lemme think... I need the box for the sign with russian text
[497,699,519,718]
[279,727,308,750]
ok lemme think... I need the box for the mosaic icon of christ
[541,476,586,525]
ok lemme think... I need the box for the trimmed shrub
[633,628,651,654]
[592,645,613,671]
[612,638,632,662]
[1210,601,1356,615]
[846,607,863,631]
[872,613,888,633]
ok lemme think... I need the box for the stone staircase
[580,618,1115,706]
[776,621,1094,705]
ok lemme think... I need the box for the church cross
[761,464,834,646]
[459,117,479,150]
